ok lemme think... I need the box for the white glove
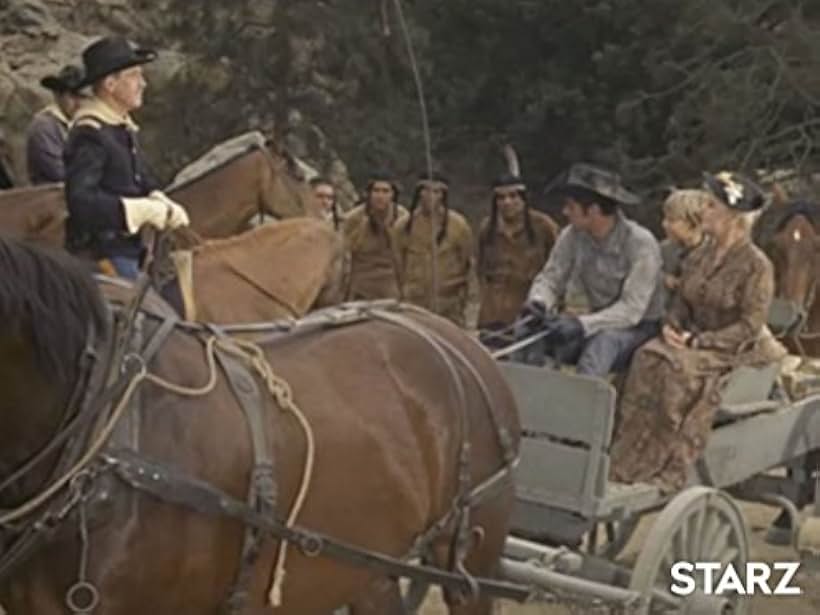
[121,193,190,233]
[149,191,190,229]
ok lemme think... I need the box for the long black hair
[404,172,449,244]
[483,186,535,247]
[363,173,400,238]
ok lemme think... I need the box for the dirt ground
[421,502,820,615]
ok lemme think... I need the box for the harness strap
[105,447,530,603]
[370,307,517,465]
[208,327,278,615]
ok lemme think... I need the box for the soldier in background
[26,65,86,184]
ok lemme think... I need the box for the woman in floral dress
[609,172,787,492]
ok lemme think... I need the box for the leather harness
[0,294,527,611]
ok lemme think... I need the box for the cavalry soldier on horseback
[25,64,86,185]
[341,170,407,301]
[395,172,475,327]
[519,163,664,377]
[64,36,189,279]
[477,172,559,330]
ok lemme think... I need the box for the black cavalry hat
[79,36,157,87]
[40,65,85,93]
[702,171,765,212]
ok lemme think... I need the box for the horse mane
[754,199,820,245]
[166,131,271,193]
[773,200,820,232]
[0,237,108,385]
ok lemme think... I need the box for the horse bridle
[771,251,818,341]
[0,298,533,611]
[0,325,101,501]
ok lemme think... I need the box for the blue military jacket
[64,98,159,259]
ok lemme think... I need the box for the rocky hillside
[0,0,359,207]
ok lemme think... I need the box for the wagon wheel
[585,517,641,559]
[629,487,749,615]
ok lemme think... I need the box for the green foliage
[147,0,820,222]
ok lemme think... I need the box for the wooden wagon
[490,357,820,614]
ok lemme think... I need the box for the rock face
[0,0,357,209]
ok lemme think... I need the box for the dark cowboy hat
[702,171,765,212]
[545,162,641,206]
[40,65,85,93]
[79,36,157,87]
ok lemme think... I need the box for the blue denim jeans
[108,256,140,280]
[514,318,661,378]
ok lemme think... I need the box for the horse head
[763,193,820,338]
[257,136,322,221]
[0,238,107,507]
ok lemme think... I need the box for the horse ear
[771,183,789,208]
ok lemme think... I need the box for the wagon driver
[519,163,665,377]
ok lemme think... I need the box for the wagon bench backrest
[501,363,616,518]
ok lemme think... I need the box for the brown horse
[166,132,322,237]
[167,218,346,322]
[0,132,319,248]
[757,194,820,541]
[0,184,67,247]
[761,198,820,356]
[0,237,521,614]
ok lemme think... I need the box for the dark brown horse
[0,237,520,614]
[756,191,820,541]
[760,196,820,356]
[0,132,320,248]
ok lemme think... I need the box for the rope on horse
[0,334,316,609]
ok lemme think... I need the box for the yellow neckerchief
[43,104,71,129]
[70,96,139,132]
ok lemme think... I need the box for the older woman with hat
[610,172,787,493]
[25,64,86,184]
[519,163,665,376]
[64,36,189,279]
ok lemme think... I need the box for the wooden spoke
[628,487,750,615]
